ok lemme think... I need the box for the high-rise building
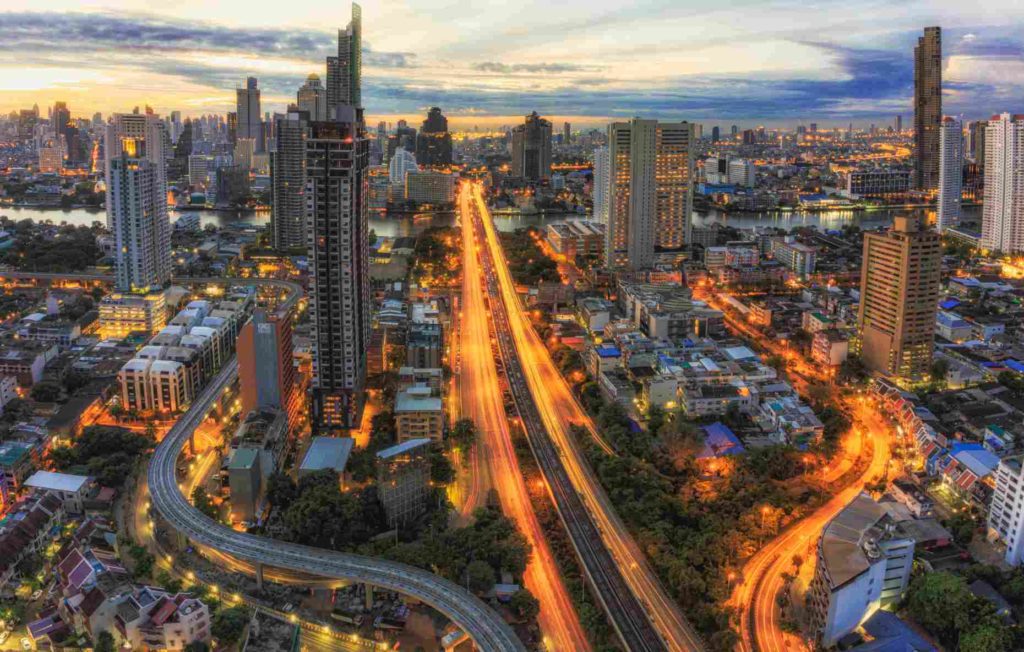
[711,126,720,142]
[236,77,262,152]
[510,111,552,181]
[308,114,370,432]
[563,121,571,144]
[937,117,963,232]
[969,119,988,164]
[388,148,418,185]
[604,118,695,270]
[895,114,903,134]
[913,27,942,190]
[238,309,296,419]
[989,455,1024,566]
[415,107,452,167]
[981,113,1024,254]
[327,3,361,117]
[857,216,941,379]
[296,74,328,121]
[270,110,309,250]
[592,146,609,224]
[109,154,172,292]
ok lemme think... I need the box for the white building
[405,171,455,205]
[108,154,171,292]
[592,146,609,224]
[605,118,695,270]
[937,117,963,233]
[24,471,91,513]
[388,147,418,186]
[982,113,1024,254]
[807,494,915,649]
[770,237,817,278]
[727,158,756,187]
[988,455,1024,565]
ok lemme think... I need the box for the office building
[913,27,942,190]
[97,291,167,339]
[37,137,64,173]
[270,109,309,250]
[327,3,361,117]
[236,77,262,151]
[389,148,418,185]
[104,112,169,229]
[937,117,963,232]
[592,146,609,224]
[969,119,987,164]
[727,158,756,187]
[238,309,295,418]
[988,455,1024,566]
[308,116,370,432]
[857,216,941,380]
[296,74,328,121]
[376,438,432,528]
[605,118,696,269]
[770,237,817,278]
[108,153,172,292]
[807,494,916,649]
[227,447,263,524]
[415,107,453,167]
[895,114,902,133]
[405,171,456,205]
[510,111,552,181]
[845,170,911,198]
[981,113,1024,254]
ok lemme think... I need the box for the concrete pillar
[364,584,373,610]
[255,562,264,590]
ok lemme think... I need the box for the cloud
[471,62,604,75]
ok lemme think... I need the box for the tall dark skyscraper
[711,126,720,142]
[271,110,309,250]
[511,111,552,181]
[914,26,942,191]
[895,114,903,133]
[327,3,362,118]
[415,107,452,167]
[236,76,262,151]
[308,114,370,432]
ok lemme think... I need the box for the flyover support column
[255,562,264,590]
[364,584,373,610]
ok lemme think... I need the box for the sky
[1,0,1024,129]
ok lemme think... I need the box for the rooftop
[377,438,432,460]
[24,470,91,493]
[299,436,355,473]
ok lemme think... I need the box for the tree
[266,472,297,508]
[905,572,976,647]
[95,631,116,652]
[508,589,540,622]
[960,619,1014,652]
[449,418,478,452]
[30,381,62,403]
[466,559,496,593]
[183,642,210,652]
[211,606,250,645]
[155,570,184,593]
[947,513,977,546]
[429,447,455,484]
[191,487,219,521]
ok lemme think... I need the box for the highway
[464,182,705,652]
[457,188,590,651]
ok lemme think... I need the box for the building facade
[510,111,552,181]
[937,117,964,232]
[236,76,262,150]
[857,216,941,380]
[109,156,172,292]
[326,4,361,117]
[913,26,942,191]
[592,146,609,224]
[605,118,695,270]
[981,113,1024,254]
[296,74,328,121]
[270,110,309,250]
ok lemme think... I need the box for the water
[0,204,984,236]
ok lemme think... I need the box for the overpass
[0,270,525,651]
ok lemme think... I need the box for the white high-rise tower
[592,146,609,224]
[982,113,1024,254]
[937,117,963,233]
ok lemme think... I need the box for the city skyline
[2,2,1024,125]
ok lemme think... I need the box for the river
[0,204,982,236]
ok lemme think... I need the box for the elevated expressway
[0,270,526,652]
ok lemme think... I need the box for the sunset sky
[2,0,1024,128]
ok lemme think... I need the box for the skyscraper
[895,114,903,134]
[563,121,571,144]
[297,74,328,121]
[711,126,720,143]
[604,118,696,270]
[969,119,988,164]
[238,308,296,419]
[510,111,552,181]
[913,27,942,191]
[104,112,169,228]
[592,146,609,224]
[415,107,452,167]
[236,77,262,151]
[981,113,1024,254]
[327,3,361,118]
[109,152,172,292]
[308,114,370,431]
[271,110,309,250]
[937,117,963,232]
[857,216,941,380]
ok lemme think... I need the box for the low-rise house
[24,471,93,514]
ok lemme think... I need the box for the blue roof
[1005,360,1024,373]
[949,442,999,477]
[852,611,936,652]
[939,298,961,310]
[696,422,745,459]
[595,345,621,358]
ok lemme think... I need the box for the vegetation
[48,425,152,487]
[191,487,219,522]
[94,631,116,652]
[904,571,1016,651]
[127,544,155,578]
[211,606,250,646]
[1,223,101,272]
[273,469,388,550]
[500,227,560,286]
[346,412,397,482]
[449,417,478,453]
[997,371,1024,399]
[411,226,461,288]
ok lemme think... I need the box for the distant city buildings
[857,216,941,380]
[592,146,609,224]
[297,74,328,121]
[236,76,262,151]
[605,118,695,270]
[510,111,552,181]
[913,26,942,191]
[937,116,963,232]
[981,113,1024,254]
[415,107,453,167]
[327,3,362,116]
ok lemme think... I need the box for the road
[466,182,705,652]
[135,278,525,652]
[457,188,590,651]
[704,290,897,652]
